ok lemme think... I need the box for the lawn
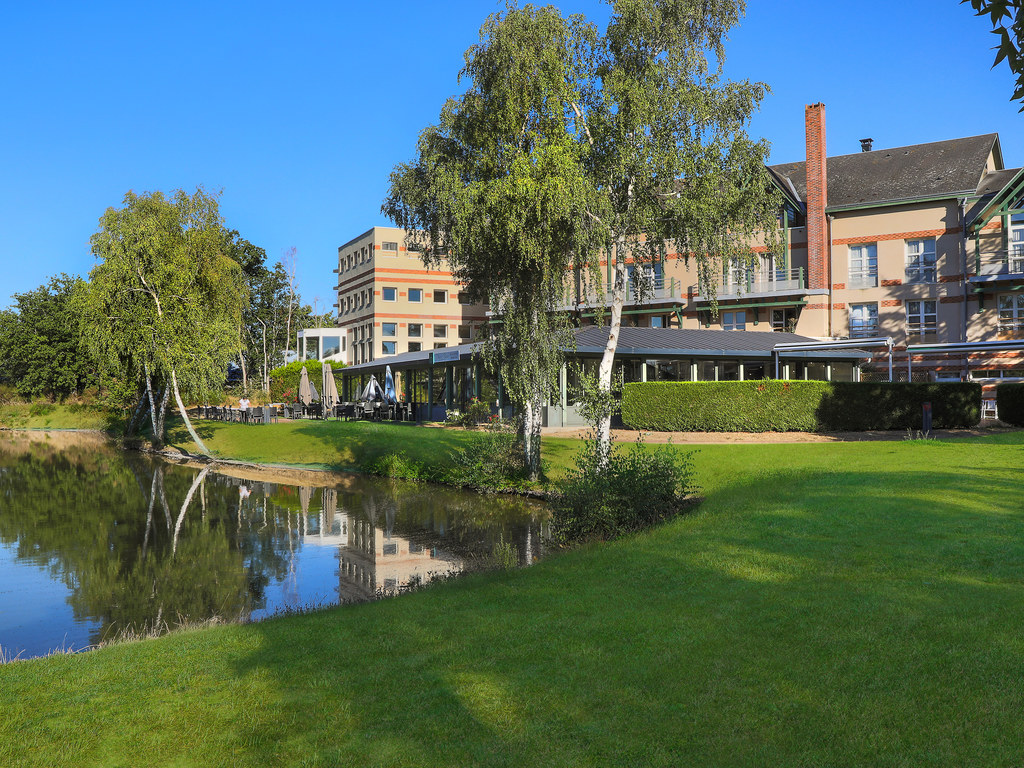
[3,435,1024,766]
[0,402,115,431]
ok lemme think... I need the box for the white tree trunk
[596,238,628,466]
[144,361,158,440]
[170,367,210,455]
[172,467,210,556]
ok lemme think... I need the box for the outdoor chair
[250,407,263,424]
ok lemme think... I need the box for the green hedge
[269,360,344,403]
[996,383,1024,426]
[621,381,982,433]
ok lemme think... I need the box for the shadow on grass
[206,462,1024,766]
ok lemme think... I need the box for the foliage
[446,426,528,491]
[268,360,342,403]
[364,452,433,482]
[383,4,599,479]
[621,381,983,432]
[551,437,695,545]
[963,0,1024,108]
[444,398,494,428]
[996,382,1024,425]
[0,274,96,399]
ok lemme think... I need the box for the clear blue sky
[1,0,1019,311]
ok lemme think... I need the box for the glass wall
[304,337,319,361]
[322,336,341,358]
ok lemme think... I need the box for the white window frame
[381,341,396,355]
[849,243,878,288]
[408,288,422,303]
[905,239,937,284]
[1010,214,1024,273]
[722,310,746,331]
[433,324,448,339]
[848,303,879,338]
[433,289,448,304]
[998,293,1024,334]
[382,322,397,337]
[382,286,397,301]
[408,323,422,338]
[906,300,937,338]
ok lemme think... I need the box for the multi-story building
[333,226,489,366]
[561,104,1023,379]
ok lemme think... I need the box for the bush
[551,439,695,546]
[447,427,527,491]
[621,381,982,432]
[365,452,432,481]
[28,401,55,417]
[996,383,1024,426]
[269,360,344,403]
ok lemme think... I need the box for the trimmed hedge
[269,360,344,403]
[621,381,982,433]
[996,383,1024,426]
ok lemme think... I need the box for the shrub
[447,427,527,491]
[28,401,55,417]
[621,381,982,432]
[269,360,344,403]
[365,452,432,481]
[551,439,695,546]
[996,383,1024,426]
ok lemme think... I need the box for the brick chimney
[805,103,829,290]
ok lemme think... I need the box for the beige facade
[334,226,489,366]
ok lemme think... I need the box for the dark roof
[769,134,999,208]
[573,326,855,357]
[343,327,865,373]
[976,168,1021,197]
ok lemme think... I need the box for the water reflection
[0,434,546,659]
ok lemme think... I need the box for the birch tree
[81,188,246,453]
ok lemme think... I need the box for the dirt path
[541,423,1020,444]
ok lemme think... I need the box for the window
[998,294,1024,335]
[458,292,472,305]
[458,324,471,339]
[433,289,448,303]
[848,303,878,338]
[322,336,341,358]
[434,325,448,339]
[849,243,878,288]
[906,300,937,339]
[304,337,319,360]
[1011,213,1024,273]
[905,239,936,283]
[434,343,447,349]
[771,308,799,333]
[382,543,397,556]
[408,342,421,352]
[382,323,396,337]
[382,341,396,355]
[722,311,746,331]
[382,241,398,252]
[408,288,422,303]
[382,286,397,301]
[408,323,422,338]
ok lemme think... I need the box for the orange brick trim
[832,283,845,290]
[373,291,381,296]
[805,303,828,310]
[833,226,960,246]
[881,300,902,307]
[832,303,846,309]
[939,274,965,283]
[940,296,965,304]
[881,279,902,287]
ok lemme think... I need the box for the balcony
[847,271,878,290]
[690,267,807,301]
[557,275,687,311]
[970,250,1024,283]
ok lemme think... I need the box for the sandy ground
[541,423,1020,444]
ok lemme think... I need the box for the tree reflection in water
[0,435,546,658]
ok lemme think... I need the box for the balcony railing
[975,250,1024,277]
[688,267,807,300]
[558,275,686,310]
[847,271,878,289]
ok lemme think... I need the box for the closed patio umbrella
[298,366,312,405]
[359,375,384,402]
[383,366,398,405]
[322,363,340,410]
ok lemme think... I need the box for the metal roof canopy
[771,337,894,381]
[906,338,1024,379]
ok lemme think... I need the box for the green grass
[4,435,1024,766]
[165,418,492,474]
[0,402,114,430]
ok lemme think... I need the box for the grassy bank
[3,435,1024,766]
[0,401,115,430]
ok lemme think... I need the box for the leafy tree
[0,274,95,399]
[963,0,1024,108]
[80,188,247,452]
[386,0,781,466]
[384,5,601,478]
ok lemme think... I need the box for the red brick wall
[805,103,829,290]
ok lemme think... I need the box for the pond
[0,433,548,660]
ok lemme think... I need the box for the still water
[0,433,547,660]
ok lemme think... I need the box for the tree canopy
[80,188,247,451]
[963,0,1024,108]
